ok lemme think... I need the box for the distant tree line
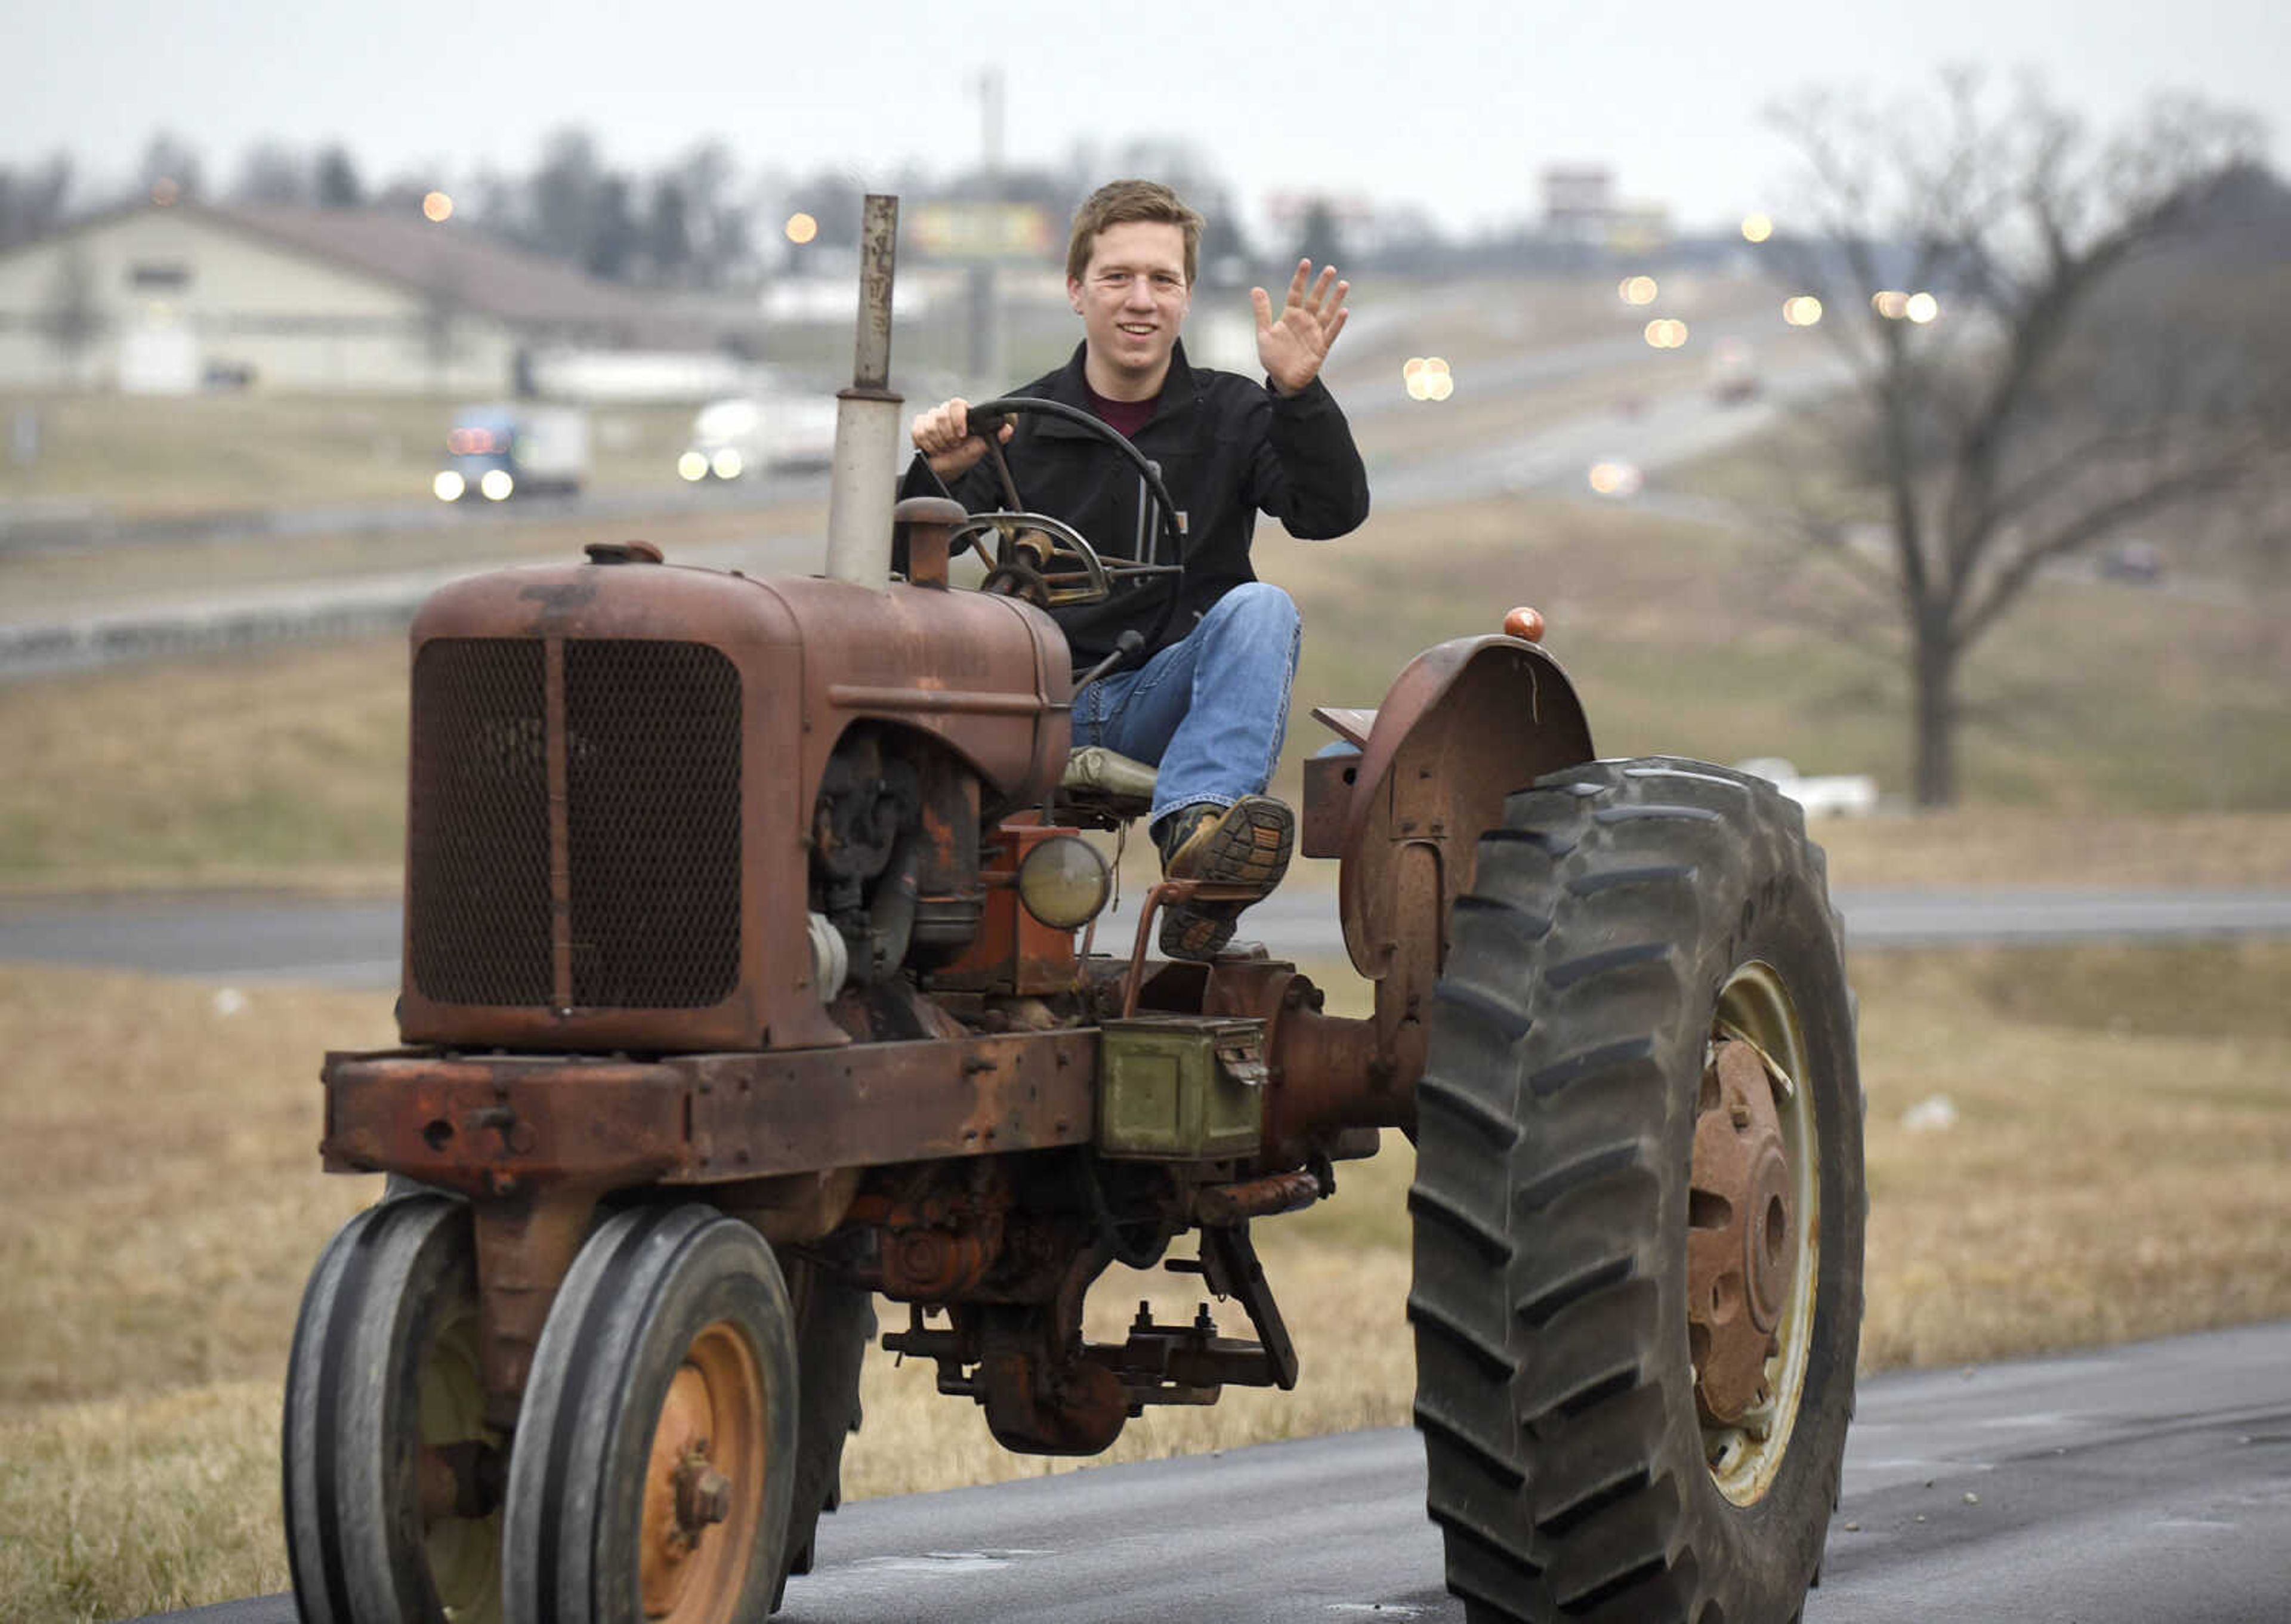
[0,126,1437,288]
[0,121,1818,285]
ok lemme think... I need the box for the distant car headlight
[711,447,745,481]
[1586,459,1642,498]
[480,469,515,502]
[433,470,465,502]
[677,450,709,482]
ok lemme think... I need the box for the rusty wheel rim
[1690,961,1820,1506]
[638,1320,768,1622]
[419,1294,504,1623]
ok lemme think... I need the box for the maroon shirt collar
[1084,382,1160,440]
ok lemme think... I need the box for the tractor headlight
[480,469,515,502]
[711,447,745,481]
[1017,835,1112,930]
[433,470,465,502]
[678,450,709,482]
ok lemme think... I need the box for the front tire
[1409,757,1864,1623]
[503,1205,799,1624]
[282,1193,504,1624]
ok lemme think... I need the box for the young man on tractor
[906,179,1370,960]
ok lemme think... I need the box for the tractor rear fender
[1329,635,1594,1050]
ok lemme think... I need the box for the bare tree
[646,177,691,285]
[233,140,310,206]
[669,140,748,288]
[1294,197,1344,278]
[1765,72,2277,805]
[138,131,205,202]
[314,145,365,209]
[0,152,73,251]
[529,128,606,265]
[1101,137,1255,281]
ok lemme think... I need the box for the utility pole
[980,65,1004,176]
[968,66,1005,387]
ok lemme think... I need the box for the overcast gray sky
[10,0,2287,236]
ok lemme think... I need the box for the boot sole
[1163,796,1294,890]
[1159,798,1293,961]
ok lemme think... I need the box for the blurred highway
[0,524,827,681]
[0,471,838,559]
[0,296,1836,680]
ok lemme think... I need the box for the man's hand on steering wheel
[918,396,1189,668]
[911,397,1015,481]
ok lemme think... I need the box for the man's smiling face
[1069,220,1191,397]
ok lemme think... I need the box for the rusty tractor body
[284,198,1863,1624]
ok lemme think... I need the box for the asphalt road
[132,1320,2291,1624]
[4,885,2288,990]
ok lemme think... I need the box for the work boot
[1154,796,1294,961]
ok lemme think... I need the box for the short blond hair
[1066,180,1204,286]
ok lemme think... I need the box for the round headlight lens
[1016,835,1112,931]
[479,468,515,502]
[677,449,709,482]
[432,470,465,502]
[711,447,745,481]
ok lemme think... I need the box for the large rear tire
[1409,758,1864,1623]
[282,1194,504,1624]
[503,1205,799,1624]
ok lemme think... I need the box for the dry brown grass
[1854,943,2291,1366]
[0,638,409,888]
[2,942,2286,1618]
[1264,489,2291,815]
[0,968,388,1619]
[0,1383,289,1618]
[1815,812,2291,889]
[0,971,390,1409]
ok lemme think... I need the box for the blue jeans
[1072,582,1302,832]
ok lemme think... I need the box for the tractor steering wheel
[953,396,1188,665]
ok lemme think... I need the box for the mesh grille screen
[407,638,552,1005]
[565,640,743,1007]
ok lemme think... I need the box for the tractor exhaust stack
[824,193,904,589]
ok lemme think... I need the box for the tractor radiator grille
[564,639,743,1006]
[406,637,743,1009]
[407,638,553,1004]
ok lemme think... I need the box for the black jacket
[902,340,1370,665]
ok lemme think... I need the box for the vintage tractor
[284,199,1864,1624]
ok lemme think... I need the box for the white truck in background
[676,383,839,484]
[433,405,590,503]
[1734,757,1880,819]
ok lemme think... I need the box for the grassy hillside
[0,393,706,515]
[1263,493,2291,813]
[4,486,2287,893]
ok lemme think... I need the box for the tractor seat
[1058,746,1158,828]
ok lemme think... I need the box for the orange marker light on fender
[1503,606,1546,644]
